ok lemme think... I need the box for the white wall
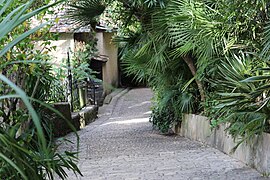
[35,33,74,66]
[49,33,75,65]
[96,32,119,94]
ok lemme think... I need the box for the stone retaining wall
[79,106,98,128]
[177,114,270,174]
[44,103,98,137]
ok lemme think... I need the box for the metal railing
[66,51,103,111]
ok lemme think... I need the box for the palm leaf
[242,75,270,82]
[261,22,270,59]
[66,0,105,27]
[0,74,46,149]
[0,0,83,178]
[0,0,64,56]
[0,153,27,180]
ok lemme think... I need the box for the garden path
[61,88,266,180]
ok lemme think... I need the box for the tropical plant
[66,0,106,28]
[72,39,98,81]
[200,1,270,144]
[0,0,82,179]
[165,0,269,100]
[70,38,100,110]
[207,52,270,147]
[150,79,197,133]
[65,0,270,143]
[0,0,63,123]
[115,0,205,132]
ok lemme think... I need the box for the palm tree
[66,0,270,138]
[165,0,268,102]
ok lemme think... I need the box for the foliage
[116,0,270,143]
[0,0,64,117]
[66,0,106,28]
[150,81,197,132]
[207,53,270,146]
[197,0,270,143]
[150,104,177,133]
[115,0,202,131]
[71,36,99,110]
[119,13,199,131]
[66,0,270,145]
[0,0,82,179]
[72,37,98,81]
[48,63,67,103]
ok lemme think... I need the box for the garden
[1,0,270,179]
[0,0,99,178]
[88,0,270,145]
[110,0,270,143]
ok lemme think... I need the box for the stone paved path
[61,88,267,180]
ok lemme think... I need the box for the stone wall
[178,114,270,174]
[79,105,98,128]
[43,102,78,137]
[43,103,98,137]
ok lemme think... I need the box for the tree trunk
[183,55,205,102]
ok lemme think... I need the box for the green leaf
[0,74,47,151]
[242,76,270,82]
[0,23,48,57]
[0,0,64,56]
[0,153,27,180]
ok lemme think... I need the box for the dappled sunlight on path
[102,118,149,126]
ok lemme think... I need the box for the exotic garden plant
[64,0,270,147]
[113,0,270,143]
[207,53,270,146]
[0,0,82,179]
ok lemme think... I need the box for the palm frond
[66,0,106,27]
[0,0,64,56]
[261,22,270,59]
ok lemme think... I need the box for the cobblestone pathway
[61,88,267,180]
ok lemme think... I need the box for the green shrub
[150,104,177,133]
[0,0,82,179]
[208,52,270,146]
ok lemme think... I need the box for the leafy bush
[150,104,177,133]
[208,52,270,145]
[0,0,82,179]
[72,40,98,82]
[73,0,270,146]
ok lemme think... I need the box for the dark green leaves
[0,0,64,56]
[67,0,105,27]
[0,0,82,179]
